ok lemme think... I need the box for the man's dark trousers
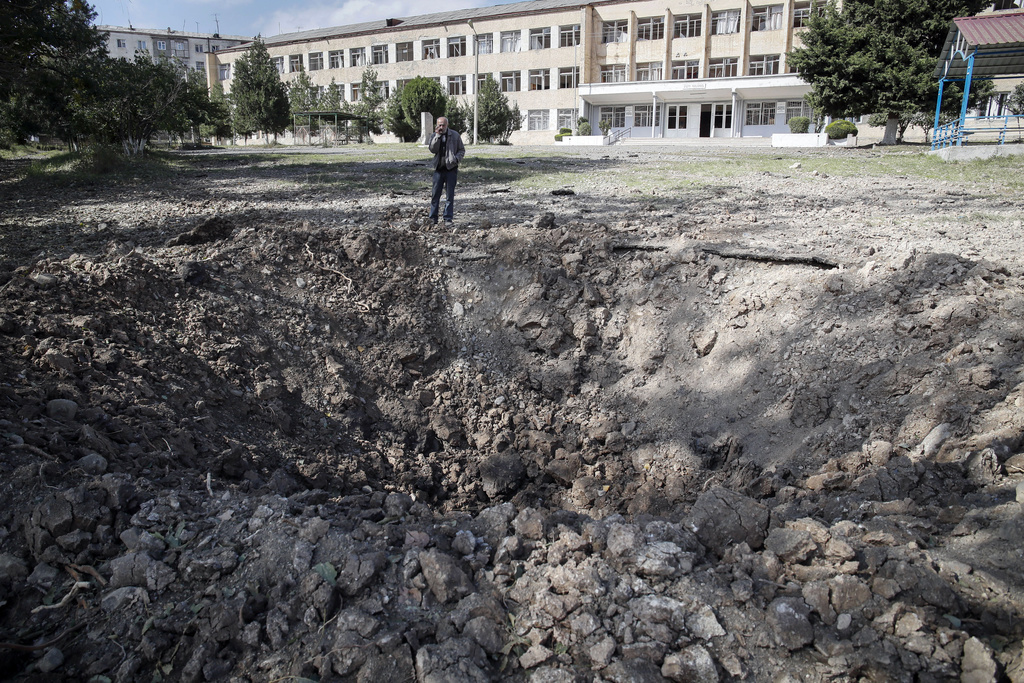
[430,168,457,223]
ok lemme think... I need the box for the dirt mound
[1,148,1023,682]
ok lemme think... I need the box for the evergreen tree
[789,0,989,144]
[230,37,290,143]
[399,76,447,139]
[321,79,343,111]
[384,84,417,141]
[202,82,233,141]
[1009,83,1024,115]
[443,97,472,139]
[476,75,521,143]
[355,68,386,134]
[0,0,107,148]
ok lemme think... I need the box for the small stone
[589,636,616,668]
[836,613,853,631]
[767,597,814,650]
[78,453,108,475]
[688,604,726,640]
[519,644,553,669]
[37,647,64,673]
[919,423,952,458]
[764,528,817,563]
[693,330,718,356]
[663,645,718,682]
[961,636,998,683]
[46,399,79,421]
[0,553,29,580]
[31,273,57,287]
[295,277,306,288]
[452,302,465,317]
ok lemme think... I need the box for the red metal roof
[953,9,1024,47]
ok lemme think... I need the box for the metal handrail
[608,127,632,144]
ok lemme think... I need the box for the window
[218,64,230,80]
[347,47,364,67]
[528,110,550,130]
[559,25,580,47]
[602,20,629,43]
[793,1,824,26]
[195,61,204,71]
[378,82,390,98]
[786,100,812,122]
[423,39,440,59]
[448,36,465,57]
[396,78,412,90]
[351,83,360,101]
[637,17,665,41]
[448,75,466,95]
[600,64,627,83]
[748,54,780,75]
[530,27,551,49]
[714,103,733,129]
[558,67,579,89]
[708,57,738,78]
[289,54,302,72]
[500,71,521,92]
[195,44,204,53]
[671,60,700,79]
[476,34,493,55]
[156,41,166,50]
[752,5,784,31]
[477,73,488,91]
[500,31,521,52]
[636,62,663,81]
[557,108,577,129]
[711,10,741,35]
[174,42,185,51]
[529,68,550,90]
[272,56,285,74]
[673,14,702,38]
[599,106,626,128]
[633,105,660,128]
[116,39,126,48]
[309,52,323,70]
[211,45,220,52]
[329,50,343,68]
[396,42,413,62]
[745,101,777,126]
[667,105,687,129]
[138,40,148,50]
[372,44,388,64]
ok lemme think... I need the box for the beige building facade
[211,0,822,144]
[98,26,251,81]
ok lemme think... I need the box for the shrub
[559,127,572,135]
[825,119,858,139]
[577,121,592,136]
[554,134,564,141]
[598,119,611,137]
[788,116,810,134]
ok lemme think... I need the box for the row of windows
[597,104,733,129]
[745,99,812,125]
[601,2,818,42]
[527,108,580,131]
[115,39,222,51]
[599,54,782,82]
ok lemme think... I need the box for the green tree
[788,0,989,145]
[287,69,320,114]
[321,79,343,111]
[384,84,417,141]
[0,0,107,148]
[202,82,233,141]
[443,97,473,140]
[1009,83,1024,115]
[354,67,386,134]
[476,75,521,143]
[91,54,194,155]
[230,37,290,143]
[399,76,448,139]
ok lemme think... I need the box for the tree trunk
[880,115,899,145]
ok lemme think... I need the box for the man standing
[427,116,465,227]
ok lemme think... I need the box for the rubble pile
[0,147,1023,682]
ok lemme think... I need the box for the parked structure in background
[97,26,251,82]
[210,0,820,144]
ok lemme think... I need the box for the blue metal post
[957,51,975,146]
[934,79,945,134]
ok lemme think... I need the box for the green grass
[19,146,189,186]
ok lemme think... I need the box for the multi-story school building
[209,0,820,144]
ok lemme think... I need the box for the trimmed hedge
[825,119,858,140]
[788,116,810,134]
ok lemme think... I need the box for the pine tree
[355,68,386,134]
[476,75,521,143]
[788,0,989,144]
[399,76,447,139]
[230,38,290,143]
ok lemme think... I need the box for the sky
[89,0,510,39]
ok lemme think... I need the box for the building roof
[95,25,251,41]
[225,0,621,51]
[935,9,1024,79]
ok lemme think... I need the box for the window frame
[711,9,741,35]
[272,56,285,74]
[673,14,702,38]
[528,68,551,91]
[308,52,324,71]
[636,62,663,81]
[476,34,493,55]
[667,105,688,130]
[350,47,366,67]
[448,36,466,58]
[671,59,700,79]
[559,24,580,47]
[633,104,661,128]
[558,66,579,89]
[156,40,166,51]
[748,54,780,76]
[637,17,665,41]
[527,109,550,131]
[745,101,777,126]
[529,27,551,50]
[289,54,303,73]
[708,57,738,78]
[557,108,578,129]
[372,44,389,64]
[328,50,343,69]
[448,75,467,95]
[218,64,230,80]
[116,38,127,48]
[602,20,629,44]
[396,42,413,62]
[500,70,521,92]
[422,39,440,60]
[751,5,784,32]
[500,30,521,53]
[599,106,626,128]
[600,64,627,83]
